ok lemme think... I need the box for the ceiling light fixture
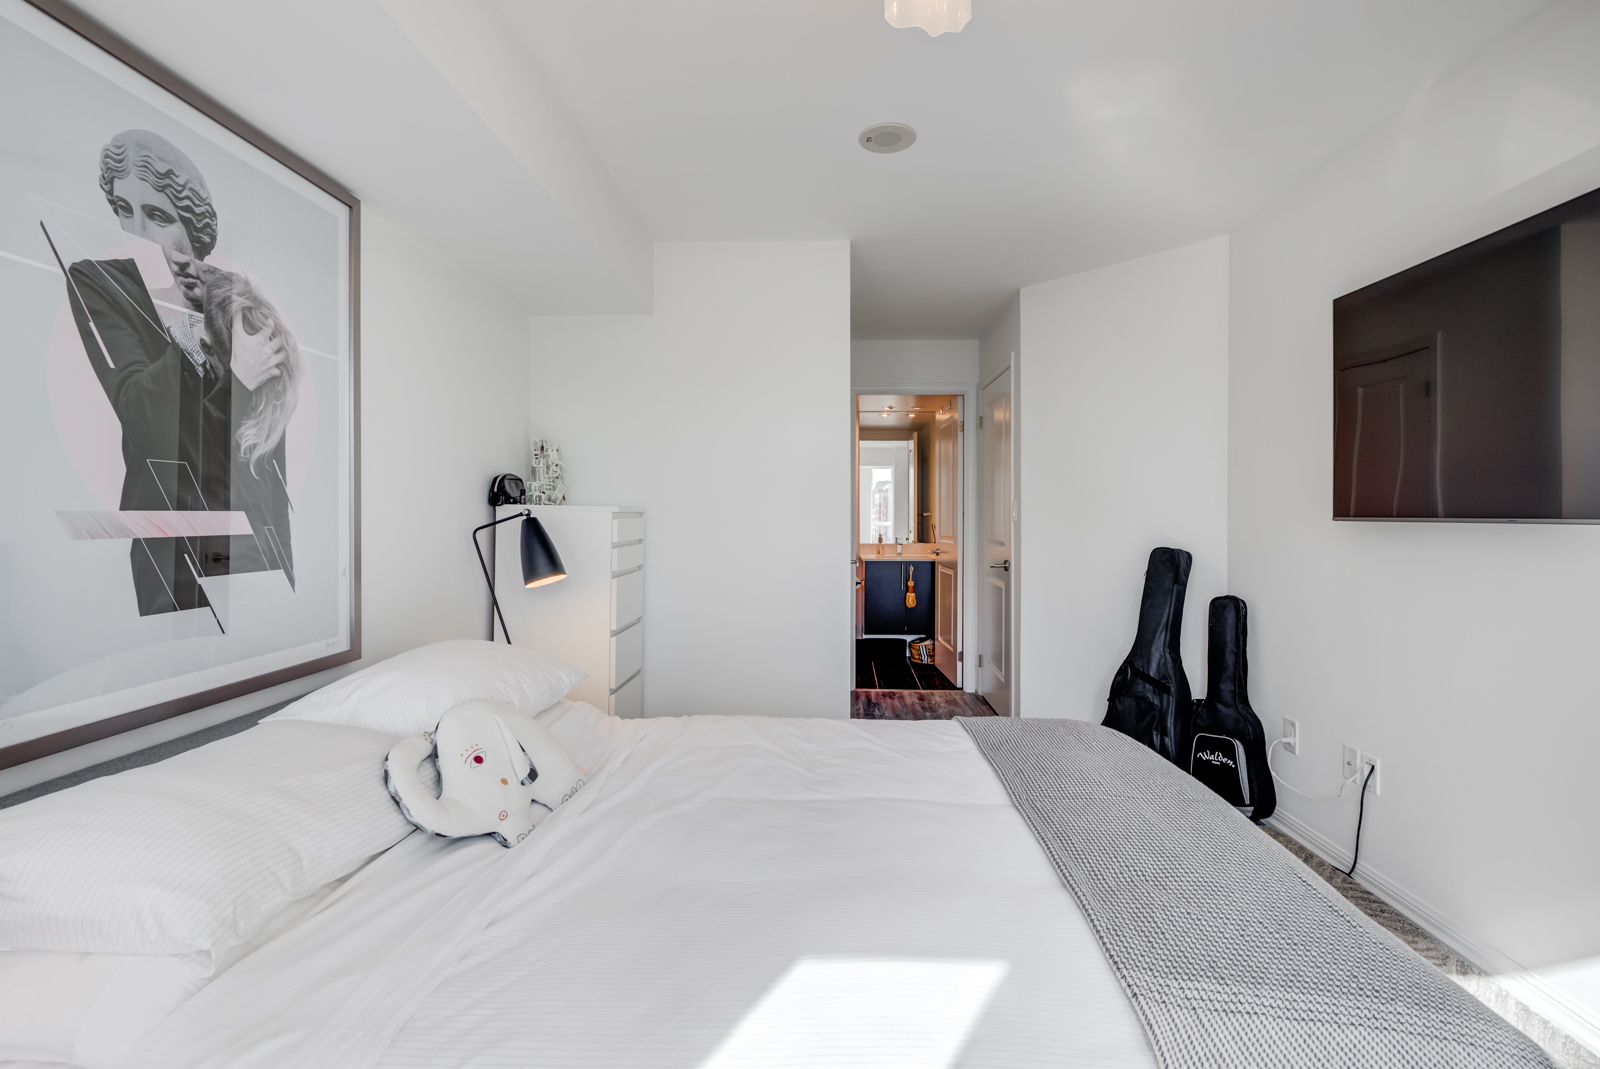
[859,123,916,153]
[885,0,970,36]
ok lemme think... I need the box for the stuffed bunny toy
[384,699,586,847]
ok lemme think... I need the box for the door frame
[977,364,1017,716]
[852,381,980,694]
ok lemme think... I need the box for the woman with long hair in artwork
[200,267,302,587]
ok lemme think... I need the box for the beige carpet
[1263,825,1599,1069]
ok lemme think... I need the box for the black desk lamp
[473,487,567,643]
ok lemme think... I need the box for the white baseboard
[1266,810,1600,1056]
[1266,810,1520,973]
[1496,974,1600,1058]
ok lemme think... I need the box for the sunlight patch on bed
[701,957,1007,1069]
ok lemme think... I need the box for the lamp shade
[885,0,970,36]
[520,516,567,588]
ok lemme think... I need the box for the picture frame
[0,0,361,768]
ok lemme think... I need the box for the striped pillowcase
[266,639,586,737]
[0,720,411,963]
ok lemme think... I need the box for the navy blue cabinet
[863,561,902,634]
[863,560,935,636]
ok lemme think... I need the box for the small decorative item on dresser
[488,473,526,506]
[529,438,567,505]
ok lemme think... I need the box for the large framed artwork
[0,0,360,767]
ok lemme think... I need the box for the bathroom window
[866,467,894,543]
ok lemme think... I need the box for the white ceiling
[857,394,954,431]
[496,0,1553,337]
[62,0,1555,337]
[63,0,650,314]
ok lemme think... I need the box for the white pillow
[266,639,586,737]
[0,876,346,1069]
[0,950,203,1069]
[0,721,412,963]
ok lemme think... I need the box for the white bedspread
[123,706,1157,1069]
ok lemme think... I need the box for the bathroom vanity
[861,556,936,636]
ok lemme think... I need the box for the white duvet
[110,705,1157,1069]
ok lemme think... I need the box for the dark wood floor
[851,689,999,720]
[855,638,961,691]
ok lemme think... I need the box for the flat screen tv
[1333,187,1600,522]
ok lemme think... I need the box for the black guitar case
[1103,547,1192,764]
[1186,595,1276,821]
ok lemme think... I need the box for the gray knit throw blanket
[959,717,1553,1069]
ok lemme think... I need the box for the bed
[0,641,1555,1069]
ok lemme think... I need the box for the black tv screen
[1333,188,1600,522]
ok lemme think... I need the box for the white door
[932,400,961,686]
[979,370,1012,715]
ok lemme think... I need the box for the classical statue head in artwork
[98,129,216,309]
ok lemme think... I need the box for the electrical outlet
[1358,752,1382,796]
[1342,744,1359,783]
[1281,718,1299,755]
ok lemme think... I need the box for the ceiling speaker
[859,123,917,153]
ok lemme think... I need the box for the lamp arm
[472,510,530,644]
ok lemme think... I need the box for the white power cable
[1267,737,1360,802]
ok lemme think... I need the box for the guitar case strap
[1103,547,1192,764]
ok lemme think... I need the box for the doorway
[852,394,995,718]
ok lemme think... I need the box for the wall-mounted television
[1333,188,1600,522]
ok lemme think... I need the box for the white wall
[852,340,977,385]
[0,209,531,796]
[1231,0,1600,997]
[979,296,1020,390]
[1018,237,1230,720]
[359,211,532,658]
[531,242,852,718]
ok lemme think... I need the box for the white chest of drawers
[492,505,645,717]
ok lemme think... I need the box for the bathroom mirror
[859,438,916,543]
[856,393,957,545]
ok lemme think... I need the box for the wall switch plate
[1358,752,1382,796]
[1342,744,1359,783]
[1281,718,1299,755]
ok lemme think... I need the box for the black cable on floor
[1346,763,1377,878]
